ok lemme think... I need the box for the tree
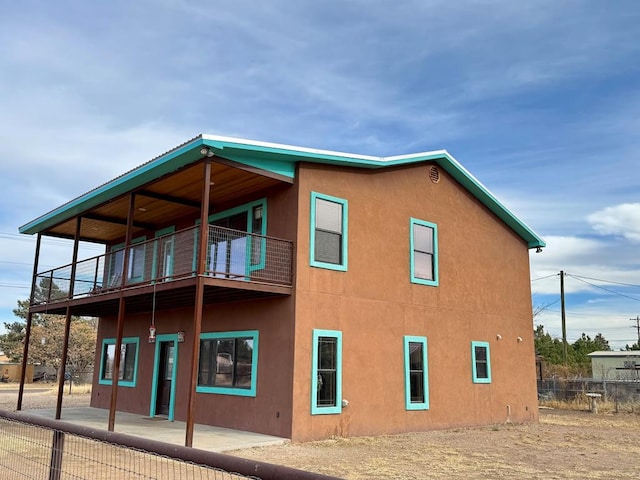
[0,294,97,377]
[572,332,611,373]
[624,342,640,351]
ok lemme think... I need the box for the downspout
[17,233,42,410]
[108,193,136,431]
[185,157,213,447]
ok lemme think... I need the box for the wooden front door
[155,340,175,416]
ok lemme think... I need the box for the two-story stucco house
[18,134,545,445]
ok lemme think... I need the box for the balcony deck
[30,225,293,317]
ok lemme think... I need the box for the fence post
[48,430,65,480]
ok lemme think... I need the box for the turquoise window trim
[149,333,179,421]
[111,236,147,284]
[309,192,348,271]
[410,218,439,287]
[311,329,343,415]
[151,226,175,281]
[98,337,140,388]
[471,341,492,384]
[208,198,267,274]
[193,198,268,277]
[404,336,429,410]
[196,330,259,397]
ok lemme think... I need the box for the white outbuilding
[588,351,640,380]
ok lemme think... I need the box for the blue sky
[1,0,639,349]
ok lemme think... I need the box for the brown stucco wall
[291,162,538,441]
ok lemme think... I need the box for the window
[152,226,175,281]
[311,329,342,415]
[108,236,147,287]
[410,218,438,286]
[404,336,429,410]
[99,337,139,387]
[310,192,348,271]
[196,199,268,277]
[471,341,492,383]
[197,330,259,397]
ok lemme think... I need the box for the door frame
[149,333,179,421]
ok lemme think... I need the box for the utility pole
[631,316,640,346]
[560,270,568,364]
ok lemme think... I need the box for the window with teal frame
[196,330,259,397]
[152,226,175,282]
[108,236,147,286]
[471,341,492,383]
[404,336,429,410]
[193,199,267,278]
[311,329,342,415]
[310,192,348,271]
[99,337,139,387]
[410,218,438,286]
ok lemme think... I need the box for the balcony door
[211,212,249,279]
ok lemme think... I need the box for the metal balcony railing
[32,225,293,306]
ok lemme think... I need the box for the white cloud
[588,203,640,243]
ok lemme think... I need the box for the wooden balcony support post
[17,233,42,411]
[185,158,212,447]
[55,217,81,419]
[108,193,135,431]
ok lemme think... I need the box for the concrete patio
[26,407,287,452]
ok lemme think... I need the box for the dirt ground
[2,385,639,479]
[230,409,640,479]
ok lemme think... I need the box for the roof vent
[429,165,440,184]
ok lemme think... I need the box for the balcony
[31,225,293,316]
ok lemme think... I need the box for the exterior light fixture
[200,147,215,158]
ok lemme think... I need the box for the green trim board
[471,341,492,384]
[98,337,140,388]
[311,329,343,415]
[20,134,545,249]
[196,330,259,397]
[309,192,348,271]
[149,333,179,421]
[404,336,429,410]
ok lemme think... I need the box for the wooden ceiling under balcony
[44,158,292,244]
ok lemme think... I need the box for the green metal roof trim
[19,134,545,249]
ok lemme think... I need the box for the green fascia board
[20,134,545,249]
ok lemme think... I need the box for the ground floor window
[311,329,342,415]
[196,330,259,397]
[471,341,492,383]
[99,337,139,387]
[404,336,429,410]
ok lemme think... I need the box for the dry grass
[230,410,640,479]
[539,394,640,414]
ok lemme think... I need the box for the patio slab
[27,407,287,452]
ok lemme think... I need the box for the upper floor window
[310,192,348,271]
[108,236,147,287]
[99,337,139,387]
[471,341,492,383]
[404,336,429,410]
[197,330,259,397]
[311,329,342,415]
[410,218,438,286]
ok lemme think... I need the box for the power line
[531,273,558,283]
[568,275,640,303]
[569,273,640,289]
